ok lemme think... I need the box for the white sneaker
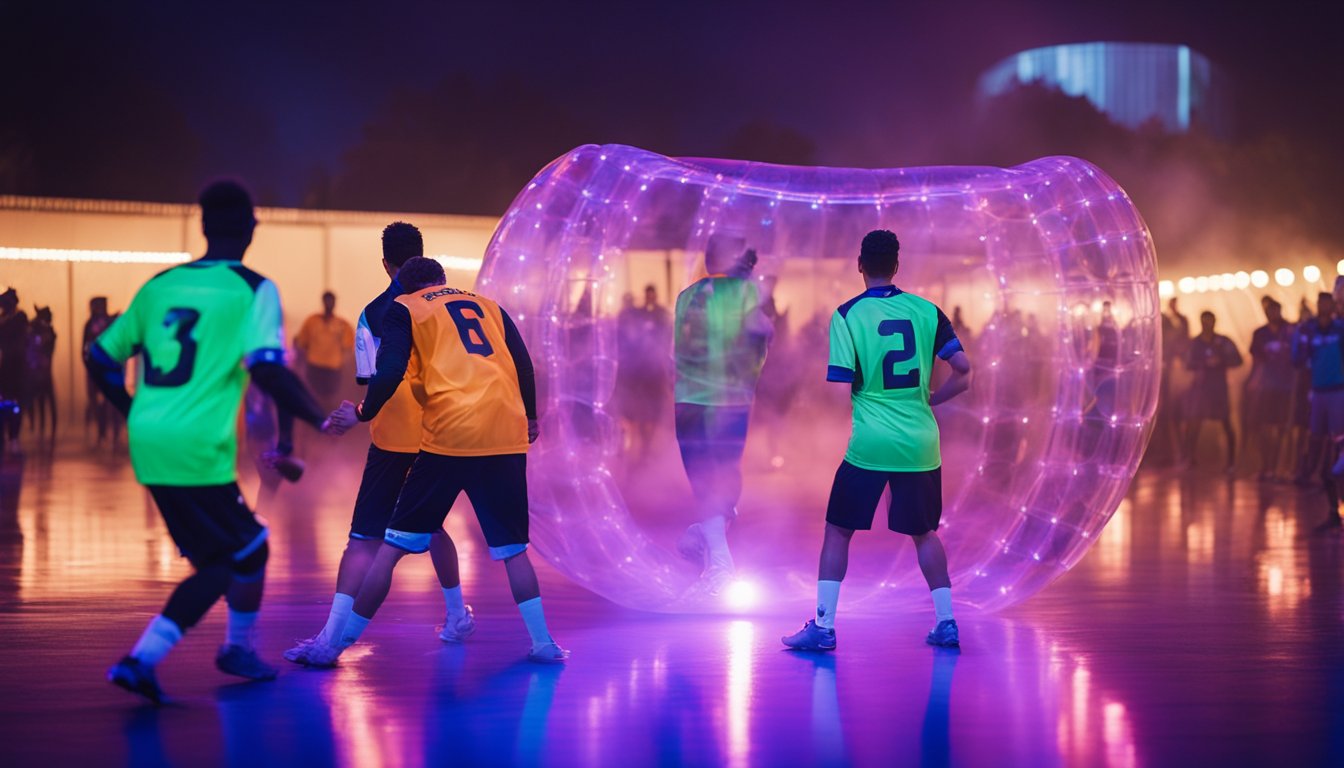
[283,635,319,664]
[527,640,570,664]
[437,605,477,643]
[676,523,707,563]
[299,640,344,669]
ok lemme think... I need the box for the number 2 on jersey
[143,307,201,387]
[879,318,919,390]
[446,300,496,357]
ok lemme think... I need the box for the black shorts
[674,403,749,515]
[350,444,418,540]
[147,483,268,568]
[825,461,942,535]
[385,452,529,560]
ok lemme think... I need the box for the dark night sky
[3,0,1341,211]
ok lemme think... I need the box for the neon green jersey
[674,276,769,406]
[827,285,961,472]
[96,259,286,486]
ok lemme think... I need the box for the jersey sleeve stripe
[827,365,856,382]
[937,338,964,360]
[245,348,286,367]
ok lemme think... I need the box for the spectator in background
[82,297,123,449]
[25,306,57,440]
[0,288,29,454]
[1246,298,1294,481]
[1183,310,1242,472]
[294,291,354,411]
[615,284,672,466]
[1292,292,1344,531]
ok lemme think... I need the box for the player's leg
[1321,394,1344,530]
[217,539,277,680]
[287,446,415,661]
[109,486,262,702]
[304,453,461,665]
[467,453,567,662]
[429,528,475,642]
[1220,415,1236,473]
[698,406,750,580]
[890,468,958,648]
[783,461,882,652]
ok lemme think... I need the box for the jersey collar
[864,284,902,298]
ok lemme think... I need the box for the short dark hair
[1200,310,1215,321]
[382,221,423,268]
[397,256,446,293]
[859,230,900,277]
[1320,292,1334,304]
[199,179,256,239]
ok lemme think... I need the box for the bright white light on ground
[1304,265,1322,283]
[1251,270,1270,288]
[723,580,761,611]
[1275,268,1295,287]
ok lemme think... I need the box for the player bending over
[286,223,474,665]
[310,256,567,664]
[782,229,971,652]
[86,180,331,704]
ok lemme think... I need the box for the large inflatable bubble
[479,145,1158,613]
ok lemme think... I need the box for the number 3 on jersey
[446,300,495,357]
[143,307,200,387]
[879,319,919,390]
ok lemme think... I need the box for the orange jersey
[397,287,529,456]
[356,282,423,453]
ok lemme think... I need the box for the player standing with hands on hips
[783,229,971,652]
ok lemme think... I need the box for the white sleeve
[354,310,378,384]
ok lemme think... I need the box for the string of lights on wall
[1158,260,1344,299]
[0,247,192,264]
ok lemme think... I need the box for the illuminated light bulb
[1275,268,1295,287]
[1159,280,1175,298]
[1251,270,1270,288]
[1304,265,1322,283]
[1194,276,1210,293]
[1337,259,1344,276]
[1234,271,1251,289]
[1177,277,1196,294]
[1219,273,1236,290]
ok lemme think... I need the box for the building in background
[978,42,1231,137]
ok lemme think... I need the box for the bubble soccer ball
[479,144,1158,613]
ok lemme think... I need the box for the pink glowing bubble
[480,145,1158,613]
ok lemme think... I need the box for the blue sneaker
[108,656,164,705]
[215,644,279,681]
[781,620,836,652]
[926,619,960,649]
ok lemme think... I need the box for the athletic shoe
[926,619,960,649]
[437,605,477,643]
[215,645,279,681]
[703,553,736,596]
[298,641,344,668]
[283,635,319,664]
[527,640,570,664]
[107,656,165,705]
[781,619,837,652]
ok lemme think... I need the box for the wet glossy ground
[1,438,1341,767]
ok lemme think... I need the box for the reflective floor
[1,439,1341,767]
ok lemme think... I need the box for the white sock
[339,612,372,649]
[702,515,731,560]
[931,587,954,624]
[442,586,466,621]
[816,580,842,630]
[318,593,355,644]
[517,597,553,649]
[226,609,259,649]
[130,615,183,666]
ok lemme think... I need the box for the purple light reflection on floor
[1,445,1341,766]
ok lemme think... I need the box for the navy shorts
[146,483,268,569]
[674,403,750,516]
[385,452,529,560]
[350,444,418,540]
[825,461,942,535]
